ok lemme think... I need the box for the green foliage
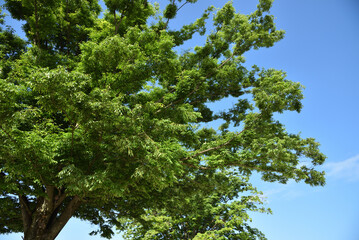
[0,0,325,239]
[164,3,177,19]
[4,0,100,53]
[121,172,269,240]
[0,8,26,79]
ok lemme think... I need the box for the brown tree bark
[19,187,81,240]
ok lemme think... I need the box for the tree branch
[114,10,125,34]
[180,116,247,162]
[19,195,32,233]
[45,185,55,211]
[54,191,67,210]
[181,160,281,174]
[46,196,81,240]
[180,114,263,171]
[177,1,189,13]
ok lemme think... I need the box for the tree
[0,0,326,239]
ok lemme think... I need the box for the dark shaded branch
[46,196,81,240]
[45,185,55,211]
[19,195,32,232]
[114,10,125,34]
[54,191,67,210]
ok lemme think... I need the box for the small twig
[177,1,189,12]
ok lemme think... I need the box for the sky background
[1,0,359,239]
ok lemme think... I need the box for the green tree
[0,0,325,239]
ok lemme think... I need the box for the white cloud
[325,154,359,182]
[258,186,286,202]
[259,181,303,202]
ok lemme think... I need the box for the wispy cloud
[259,181,304,202]
[325,154,359,182]
[259,186,286,202]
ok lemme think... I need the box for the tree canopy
[0,0,325,239]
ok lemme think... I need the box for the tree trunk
[19,189,81,240]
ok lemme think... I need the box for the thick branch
[45,185,55,211]
[19,195,32,232]
[46,196,81,240]
[54,191,67,210]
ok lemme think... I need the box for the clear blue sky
[1,0,359,239]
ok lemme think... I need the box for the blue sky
[1,0,359,239]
